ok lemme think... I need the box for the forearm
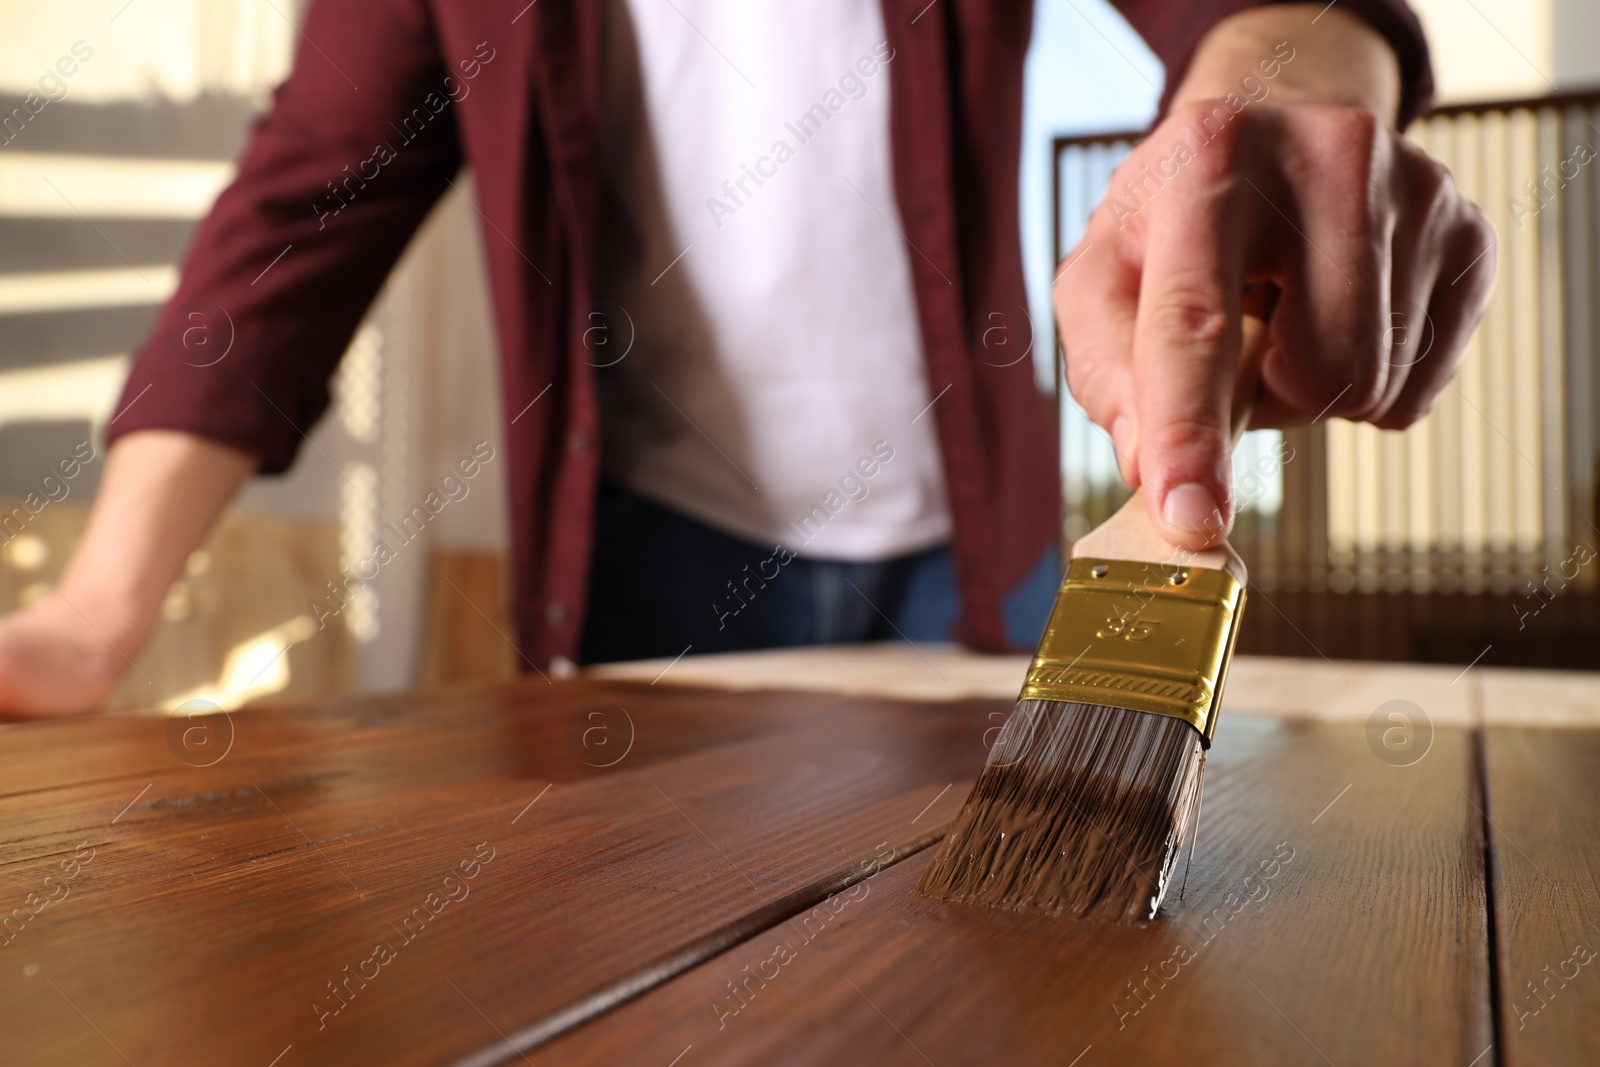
[58,430,256,650]
[1173,4,1401,123]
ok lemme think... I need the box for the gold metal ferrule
[1019,557,1247,744]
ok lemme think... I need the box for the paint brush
[915,285,1276,922]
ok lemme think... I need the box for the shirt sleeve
[105,0,466,473]
[1111,0,1435,128]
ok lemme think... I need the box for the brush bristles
[914,699,1206,922]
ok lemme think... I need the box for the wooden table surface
[1,646,1595,1066]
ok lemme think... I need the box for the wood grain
[539,716,1492,1067]
[8,660,1583,1066]
[1483,727,1600,1065]
[0,680,992,1066]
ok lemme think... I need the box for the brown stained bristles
[914,699,1206,923]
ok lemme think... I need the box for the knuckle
[1139,415,1231,469]
[1145,290,1232,350]
[1409,159,1455,229]
[1167,100,1251,165]
[1470,199,1497,244]
[1312,107,1384,218]
[1462,205,1498,265]
[1397,130,1456,190]
[1062,353,1116,417]
[1323,106,1383,164]
[1445,208,1500,301]
[1418,155,1455,205]
[1397,144,1464,239]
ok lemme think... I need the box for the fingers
[1253,137,1494,433]
[1127,141,1249,549]
[1374,179,1497,428]
[1374,207,1496,427]
[1054,229,1142,486]
[1368,143,1470,424]
[1250,108,1392,427]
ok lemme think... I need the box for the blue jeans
[579,481,1060,664]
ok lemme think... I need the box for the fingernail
[1162,483,1224,533]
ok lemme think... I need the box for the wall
[0,0,509,704]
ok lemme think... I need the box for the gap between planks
[448,825,952,1067]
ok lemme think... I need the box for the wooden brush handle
[1228,283,1276,442]
[1069,284,1278,584]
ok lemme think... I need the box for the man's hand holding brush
[921,3,1495,923]
[1055,3,1496,552]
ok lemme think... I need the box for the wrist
[1172,4,1401,125]
[52,565,163,656]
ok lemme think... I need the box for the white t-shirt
[595,0,950,560]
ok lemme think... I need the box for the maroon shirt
[108,0,1431,665]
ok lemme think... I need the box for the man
[0,0,1492,716]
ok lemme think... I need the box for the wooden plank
[591,642,1034,702]
[539,716,1491,1067]
[0,680,993,1066]
[592,646,1484,727]
[1481,667,1600,726]
[1483,726,1600,1065]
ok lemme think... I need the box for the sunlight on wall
[0,264,174,313]
[0,153,233,217]
[161,613,317,711]
[0,0,295,103]
[1411,0,1554,102]
[0,355,127,426]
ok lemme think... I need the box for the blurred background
[0,0,1594,715]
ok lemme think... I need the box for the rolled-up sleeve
[1112,0,1435,127]
[106,0,464,472]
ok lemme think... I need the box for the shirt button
[569,430,589,456]
[547,600,569,626]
